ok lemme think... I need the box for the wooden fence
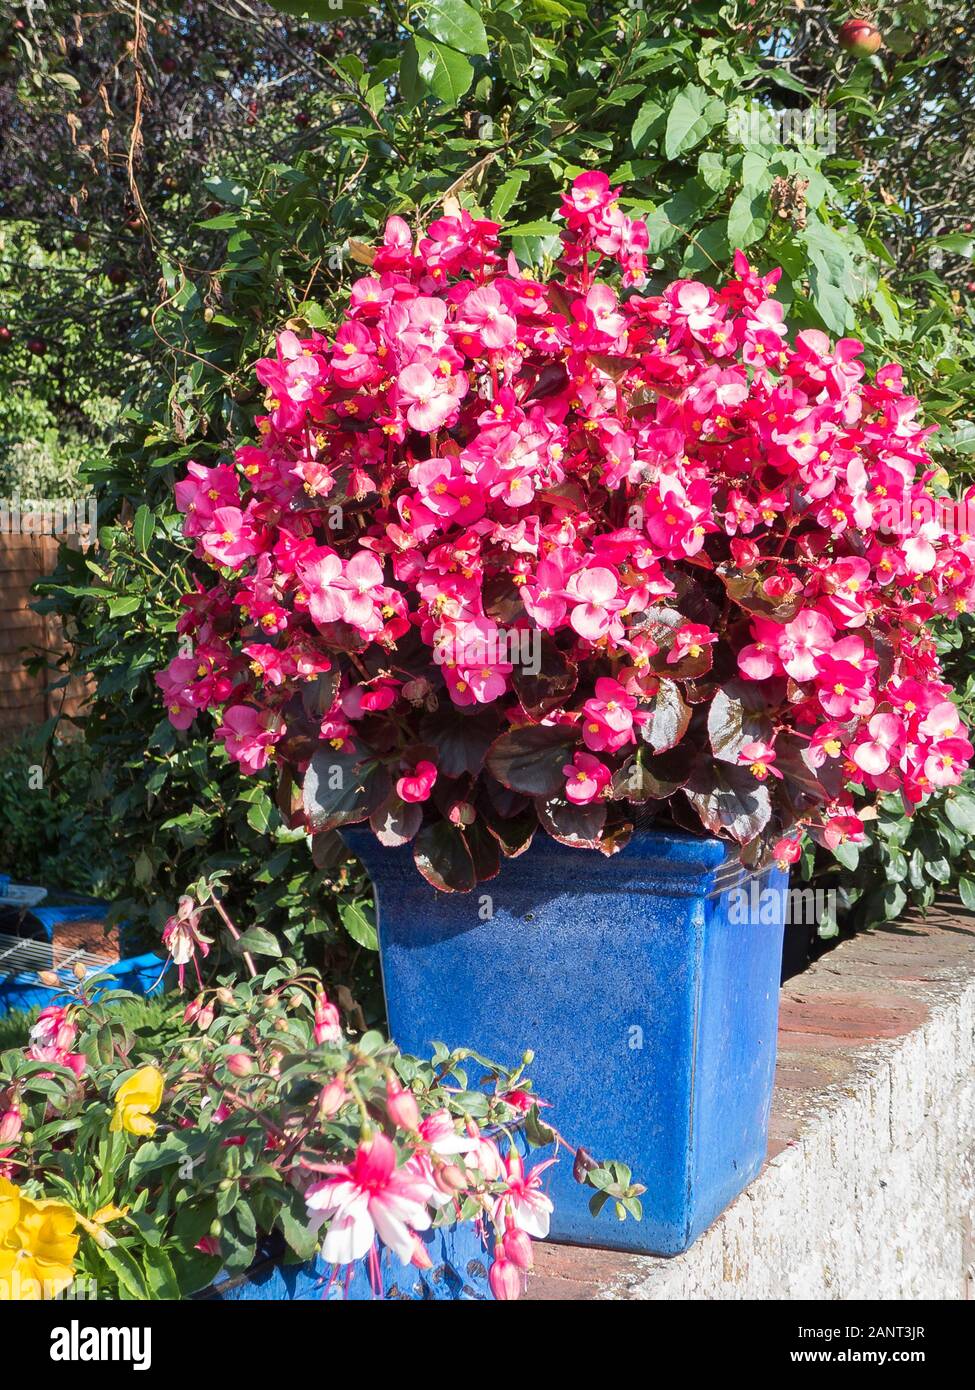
[0,527,90,734]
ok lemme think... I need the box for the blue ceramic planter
[343,826,787,1256]
[205,1222,495,1301]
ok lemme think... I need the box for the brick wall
[0,528,90,734]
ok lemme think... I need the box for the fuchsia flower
[494,1149,555,1240]
[162,896,212,989]
[305,1132,435,1265]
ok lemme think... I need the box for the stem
[211,895,257,979]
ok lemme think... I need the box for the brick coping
[526,900,975,1299]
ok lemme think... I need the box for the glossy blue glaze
[342,826,787,1255]
[207,1221,495,1301]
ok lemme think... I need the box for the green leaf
[424,0,489,57]
[99,1245,148,1300]
[664,86,724,160]
[959,876,975,910]
[727,186,768,249]
[142,1245,180,1300]
[944,793,975,835]
[491,170,529,222]
[339,899,378,951]
[413,36,474,105]
[133,505,155,555]
[234,926,282,958]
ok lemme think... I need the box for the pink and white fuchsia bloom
[161,171,975,888]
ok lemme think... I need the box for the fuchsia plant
[159,171,975,890]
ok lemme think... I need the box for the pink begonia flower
[924,737,973,788]
[562,751,612,805]
[778,609,835,683]
[917,701,963,741]
[397,363,460,433]
[213,705,284,773]
[200,506,263,569]
[581,677,637,753]
[455,284,517,350]
[666,623,718,665]
[821,816,865,851]
[851,713,905,777]
[397,760,438,803]
[298,550,347,626]
[156,656,202,730]
[305,1131,434,1265]
[773,836,803,870]
[738,739,783,781]
[566,567,625,641]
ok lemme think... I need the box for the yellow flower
[91,1202,129,1225]
[110,1065,165,1137]
[0,1178,79,1300]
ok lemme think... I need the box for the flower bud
[196,1003,215,1031]
[216,987,235,1006]
[409,1234,433,1269]
[183,997,202,1024]
[38,970,60,988]
[226,1052,254,1078]
[434,1163,469,1195]
[317,1079,347,1119]
[0,1108,22,1144]
[72,962,88,982]
[386,1075,420,1132]
[488,1256,522,1301]
[502,1228,534,1271]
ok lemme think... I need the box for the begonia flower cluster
[159,172,975,889]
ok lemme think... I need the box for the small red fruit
[160,55,177,74]
[72,230,91,251]
[838,19,883,57]
[0,325,11,344]
[26,337,46,355]
[106,263,128,286]
[295,110,310,128]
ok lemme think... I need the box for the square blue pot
[204,1222,495,1301]
[342,826,787,1256]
